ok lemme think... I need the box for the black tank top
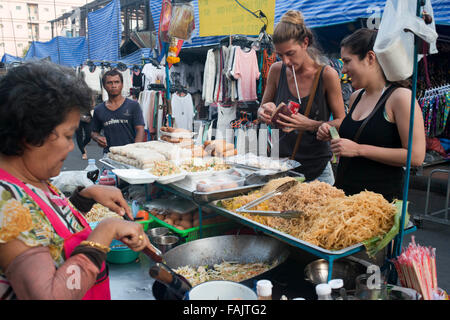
[334,86,404,201]
[275,64,331,181]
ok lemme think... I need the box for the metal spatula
[236,179,303,218]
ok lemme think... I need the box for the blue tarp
[118,48,152,66]
[24,36,88,67]
[1,53,23,64]
[150,0,450,48]
[87,0,122,61]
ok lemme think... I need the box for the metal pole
[394,0,423,258]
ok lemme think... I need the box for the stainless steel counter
[108,253,156,300]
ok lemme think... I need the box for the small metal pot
[152,235,179,254]
[147,227,170,241]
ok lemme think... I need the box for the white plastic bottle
[328,279,344,300]
[84,159,99,172]
[256,280,273,300]
[315,283,333,300]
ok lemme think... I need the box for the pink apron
[0,169,111,300]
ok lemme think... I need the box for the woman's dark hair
[102,68,123,86]
[340,28,411,88]
[0,60,93,156]
[340,28,378,60]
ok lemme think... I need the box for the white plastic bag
[51,170,93,194]
[374,0,438,81]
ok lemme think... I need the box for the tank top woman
[334,86,404,202]
[274,64,332,181]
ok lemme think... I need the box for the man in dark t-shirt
[91,69,145,153]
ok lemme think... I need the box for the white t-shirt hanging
[81,65,102,93]
[142,63,166,89]
[171,92,194,131]
[119,69,133,98]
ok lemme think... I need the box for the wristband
[69,186,96,213]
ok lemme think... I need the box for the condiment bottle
[328,279,344,300]
[315,283,333,300]
[256,280,273,300]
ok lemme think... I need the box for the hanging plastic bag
[159,0,172,44]
[168,1,195,41]
[373,0,438,82]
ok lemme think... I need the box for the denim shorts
[315,161,335,185]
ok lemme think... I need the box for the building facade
[0,0,88,57]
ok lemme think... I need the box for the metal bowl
[152,235,179,254]
[304,258,368,290]
[147,227,169,239]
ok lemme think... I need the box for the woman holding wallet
[317,29,426,201]
[257,10,345,183]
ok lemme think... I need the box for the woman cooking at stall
[0,61,155,300]
[317,28,426,202]
[257,10,346,184]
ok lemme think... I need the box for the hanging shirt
[81,65,102,93]
[119,69,133,98]
[171,92,194,131]
[142,63,166,89]
[202,49,216,106]
[232,47,260,101]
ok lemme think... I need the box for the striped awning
[87,0,122,61]
[150,0,450,48]
[24,36,88,67]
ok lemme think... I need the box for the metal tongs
[236,179,303,218]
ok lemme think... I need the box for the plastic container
[316,283,333,300]
[106,246,140,264]
[147,214,238,243]
[195,175,245,193]
[187,281,257,300]
[256,280,273,300]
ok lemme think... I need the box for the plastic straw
[391,236,438,300]
[291,65,301,105]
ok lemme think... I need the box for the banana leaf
[363,200,410,258]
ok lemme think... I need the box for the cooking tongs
[236,180,303,218]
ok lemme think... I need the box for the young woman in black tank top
[257,10,345,182]
[317,29,426,202]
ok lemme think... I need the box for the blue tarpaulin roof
[24,36,88,67]
[150,0,450,48]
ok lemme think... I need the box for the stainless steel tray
[143,197,197,215]
[209,200,416,256]
[167,180,265,204]
[99,157,135,170]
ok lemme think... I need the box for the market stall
[66,0,449,301]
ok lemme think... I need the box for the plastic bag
[168,2,195,40]
[373,0,438,81]
[51,170,94,194]
[159,0,172,44]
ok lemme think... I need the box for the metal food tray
[167,180,265,204]
[100,157,135,170]
[143,197,197,215]
[100,157,187,185]
[208,200,416,256]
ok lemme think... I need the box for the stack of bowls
[147,227,179,254]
